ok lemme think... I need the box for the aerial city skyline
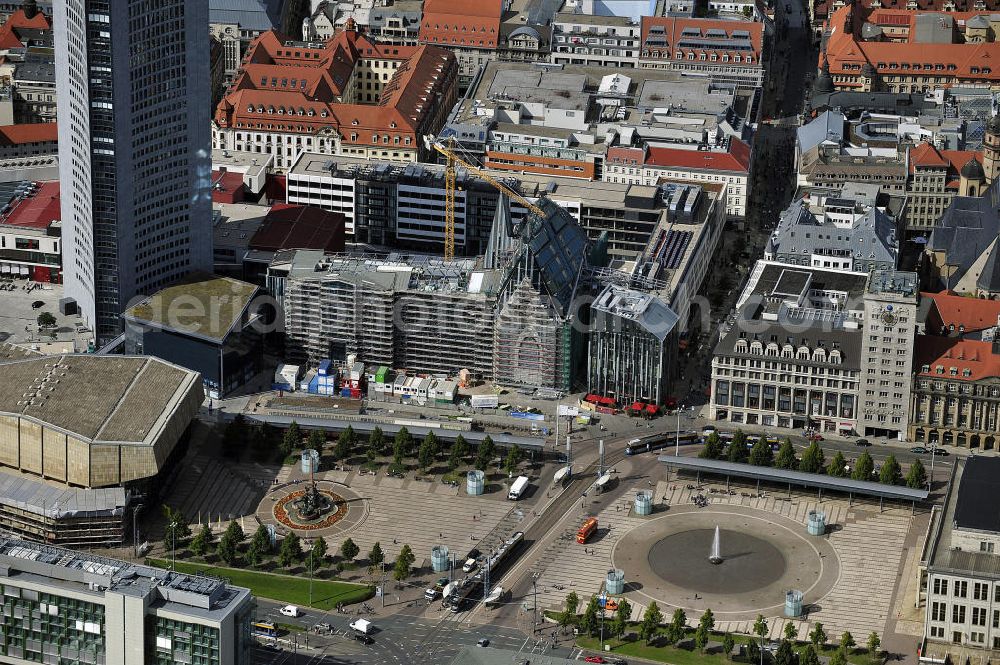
[0,0,997,662]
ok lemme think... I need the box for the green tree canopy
[827,450,848,478]
[784,622,798,642]
[722,633,736,661]
[749,439,774,466]
[866,632,881,662]
[727,431,748,463]
[852,451,875,481]
[307,429,326,450]
[250,524,272,555]
[559,591,579,627]
[610,598,632,641]
[368,541,384,567]
[695,624,710,652]
[840,631,856,653]
[639,601,663,644]
[393,544,415,581]
[801,645,820,665]
[308,537,328,570]
[277,532,302,569]
[905,458,927,489]
[368,427,385,455]
[224,520,244,545]
[775,639,796,665]
[189,523,213,557]
[36,312,55,327]
[217,532,238,565]
[581,595,600,637]
[503,445,523,475]
[280,421,301,458]
[162,505,191,545]
[475,435,496,470]
[775,439,798,469]
[799,441,826,474]
[393,427,413,462]
[879,455,902,485]
[809,622,827,648]
[700,432,724,460]
[340,537,358,561]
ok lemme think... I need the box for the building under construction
[272,197,592,390]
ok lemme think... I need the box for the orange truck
[576,517,598,544]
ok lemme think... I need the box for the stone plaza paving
[530,479,914,640]
[255,466,528,570]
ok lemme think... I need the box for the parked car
[855,438,871,447]
[477,638,490,647]
[434,577,449,590]
[933,448,950,457]
[909,446,928,454]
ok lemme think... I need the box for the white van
[279,605,301,617]
[507,475,529,500]
[350,618,373,634]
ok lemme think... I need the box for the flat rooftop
[0,354,199,443]
[124,274,260,343]
[930,459,1000,579]
[0,535,250,621]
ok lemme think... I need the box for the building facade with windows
[212,25,458,171]
[639,16,766,86]
[905,143,985,235]
[418,0,502,90]
[856,270,919,440]
[909,291,1000,450]
[55,0,214,344]
[0,536,253,665]
[550,12,640,69]
[709,262,870,433]
[925,457,1000,652]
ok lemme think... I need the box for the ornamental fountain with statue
[272,449,349,531]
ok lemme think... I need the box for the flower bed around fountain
[273,488,347,530]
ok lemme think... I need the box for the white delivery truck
[350,618,374,634]
[507,475,529,500]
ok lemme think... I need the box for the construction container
[300,449,320,474]
[634,490,653,515]
[784,590,804,617]
[807,510,827,536]
[431,545,450,573]
[466,470,485,496]
[605,569,625,595]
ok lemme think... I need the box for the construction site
[269,137,725,403]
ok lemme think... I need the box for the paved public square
[529,476,915,640]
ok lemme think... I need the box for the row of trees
[222,415,529,477]
[275,421,523,475]
[699,431,927,488]
[561,593,884,664]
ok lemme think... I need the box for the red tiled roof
[909,143,981,177]
[419,0,502,49]
[0,181,59,230]
[0,123,57,146]
[923,291,1000,334]
[824,5,1000,83]
[646,140,752,173]
[0,8,50,50]
[639,16,764,63]
[215,29,456,147]
[249,204,345,253]
[914,336,1000,381]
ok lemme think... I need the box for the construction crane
[429,136,546,261]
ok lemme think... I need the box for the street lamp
[132,503,144,559]
[675,403,686,456]
[169,518,178,571]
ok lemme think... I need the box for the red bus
[577,517,598,544]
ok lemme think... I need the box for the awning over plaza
[657,455,929,502]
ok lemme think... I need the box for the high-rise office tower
[54,0,213,343]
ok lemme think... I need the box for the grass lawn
[576,630,876,665]
[146,558,374,611]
